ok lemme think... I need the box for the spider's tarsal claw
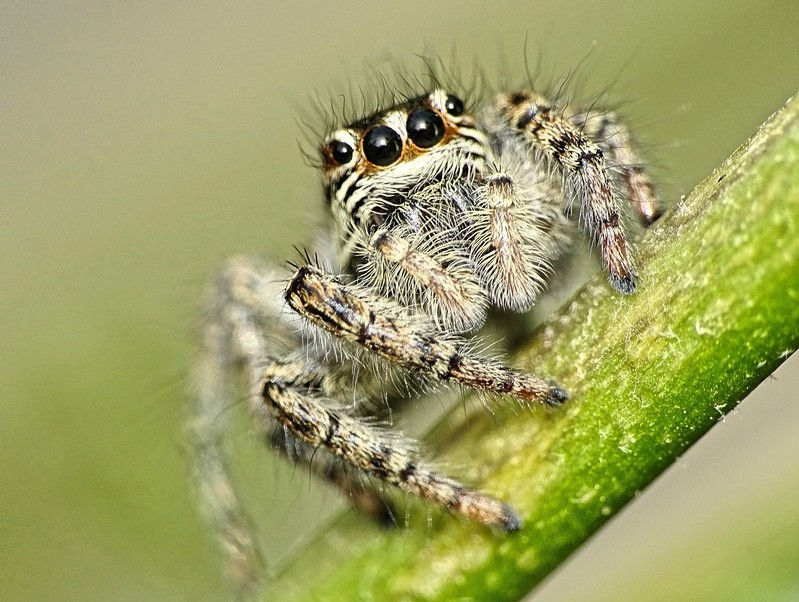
[546,386,569,407]
[642,206,664,226]
[610,273,637,295]
[499,504,523,532]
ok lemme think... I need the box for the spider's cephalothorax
[190,85,661,591]
[319,88,659,332]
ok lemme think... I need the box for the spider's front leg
[488,92,660,294]
[268,427,398,526]
[260,356,523,531]
[286,264,568,405]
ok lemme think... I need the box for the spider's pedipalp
[469,169,568,310]
[366,226,487,332]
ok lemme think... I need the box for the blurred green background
[2,2,798,600]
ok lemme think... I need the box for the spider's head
[319,90,487,230]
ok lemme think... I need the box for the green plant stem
[261,93,799,602]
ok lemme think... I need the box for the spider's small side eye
[362,125,403,167]
[444,94,464,117]
[407,108,445,148]
[330,140,354,165]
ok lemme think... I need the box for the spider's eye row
[444,94,464,117]
[362,125,403,167]
[406,108,445,148]
[330,140,354,165]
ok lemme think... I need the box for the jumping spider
[190,83,661,588]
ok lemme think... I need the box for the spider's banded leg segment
[495,93,638,294]
[268,428,397,526]
[190,294,267,593]
[369,227,487,331]
[261,359,522,531]
[285,265,567,405]
[579,112,663,225]
[189,256,330,592]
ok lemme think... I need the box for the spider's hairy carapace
[190,78,661,593]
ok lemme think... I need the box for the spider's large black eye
[444,94,464,117]
[330,140,353,164]
[362,125,403,166]
[406,108,445,148]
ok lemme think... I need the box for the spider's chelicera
[190,85,661,588]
